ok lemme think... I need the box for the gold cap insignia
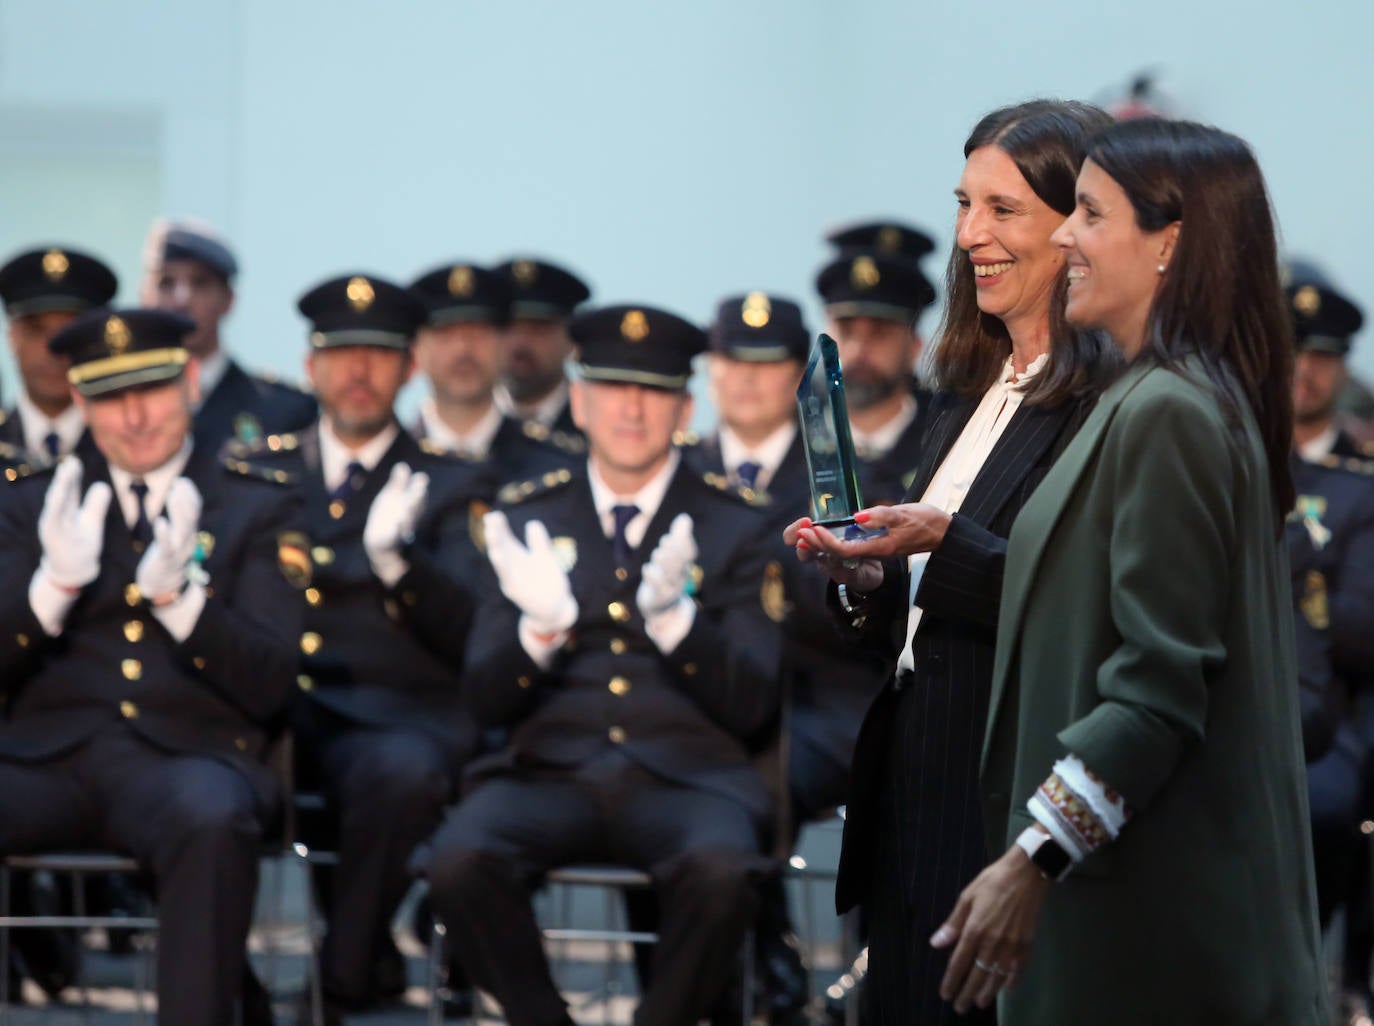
[42,249,69,281]
[851,256,880,290]
[761,560,787,624]
[346,276,375,312]
[741,292,771,329]
[104,316,132,355]
[448,265,475,297]
[1294,285,1321,317]
[877,226,901,253]
[276,531,313,589]
[512,260,538,288]
[621,309,650,342]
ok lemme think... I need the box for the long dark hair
[934,99,1118,406]
[1088,118,1295,520]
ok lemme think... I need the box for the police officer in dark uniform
[140,219,316,451]
[0,307,302,1026]
[0,246,117,459]
[421,303,784,1026]
[242,273,488,1024]
[491,256,591,440]
[684,292,892,1023]
[1282,274,1374,1023]
[814,226,938,505]
[410,260,582,489]
[1291,275,1372,462]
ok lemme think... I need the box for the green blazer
[983,359,1327,1026]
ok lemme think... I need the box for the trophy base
[813,516,888,543]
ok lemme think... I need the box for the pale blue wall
[2,1,1370,412]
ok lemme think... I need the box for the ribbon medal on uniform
[277,531,313,589]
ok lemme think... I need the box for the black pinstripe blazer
[833,389,1089,915]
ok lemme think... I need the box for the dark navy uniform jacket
[409,413,581,499]
[0,440,303,809]
[238,423,489,772]
[461,461,785,825]
[194,360,317,454]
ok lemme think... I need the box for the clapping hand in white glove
[483,511,578,636]
[135,477,202,605]
[364,462,429,588]
[637,513,697,619]
[37,457,112,592]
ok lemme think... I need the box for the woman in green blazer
[932,119,1328,1025]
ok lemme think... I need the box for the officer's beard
[844,373,904,412]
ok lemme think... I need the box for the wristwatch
[836,585,867,627]
[1015,825,1074,881]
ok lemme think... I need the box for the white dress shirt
[417,397,502,460]
[318,417,399,493]
[718,421,796,492]
[193,349,230,409]
[16,392,85,459]
[1298,424,1338,462]
[850,394,917,458]
[494,379,570,428]
[896,353,1048,673]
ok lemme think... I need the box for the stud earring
[1157,264,1167,274]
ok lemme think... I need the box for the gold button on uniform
[305,588,322,607]
[121,659,142,681]
[608,601,630,623]
[609,638,627,655]
[312,546,335,565]
[615,567,628,582]
[608,726,626,744]
[329,500,345,520]
[300,632,322,655]
[193,657,207,670]
[517,676,532,689]
[235,738,248,752]
[683,662,698,676]
[123,620,144,643]
[119,700,138,719]
[124,584,141,606]
[608,676,631,697]
[15,634,28,648]
[297,674,315,692]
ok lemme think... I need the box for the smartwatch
[1015,825,1074,881]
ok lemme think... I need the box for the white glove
[364,462,429,588]
[37,456,111,591]
[136,477,202,603]
[483,511,578,635]
[637,513,697,619]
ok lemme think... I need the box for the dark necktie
[129,479,152,548]
[43,431,60,460]
[331,461,367,502]
[611,504,640,567]
[735,460,761,490]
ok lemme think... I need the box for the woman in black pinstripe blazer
[785,99,1117,1026]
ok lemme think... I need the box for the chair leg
[298,855,325,1026]
[1,866,12,1023]
[73,872,92,1025]
[741,926,755,1026]
[427,918,446,1026]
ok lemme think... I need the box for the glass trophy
[796,333,887,542]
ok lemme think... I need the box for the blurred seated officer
[421,304,784,1026]
[813,237,936,505]
[1291,273,1373,461]
[0,307,302,1025]
[141,218,316,451]
[410,260,582,485]
[242,273,489,1024]
[491,256,591,439]
[0,246,117,460]
[684,292,891,1023]
[1284,275,1374,1024]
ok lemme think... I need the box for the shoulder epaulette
[673,429,701,447]
[1316,453,1374,476]
[224,431,302,461]
[497,467,575,505]
[548,429,587,455]
[416,437,482,463]
[222,455,298,485]
[2,451,52,483]
[700,471,769,508]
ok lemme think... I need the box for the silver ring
[841,557,862,569]
[975,958,1009,976]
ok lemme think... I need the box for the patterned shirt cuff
[1027,754,1132,862]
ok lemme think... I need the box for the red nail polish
[854,511,871,524]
